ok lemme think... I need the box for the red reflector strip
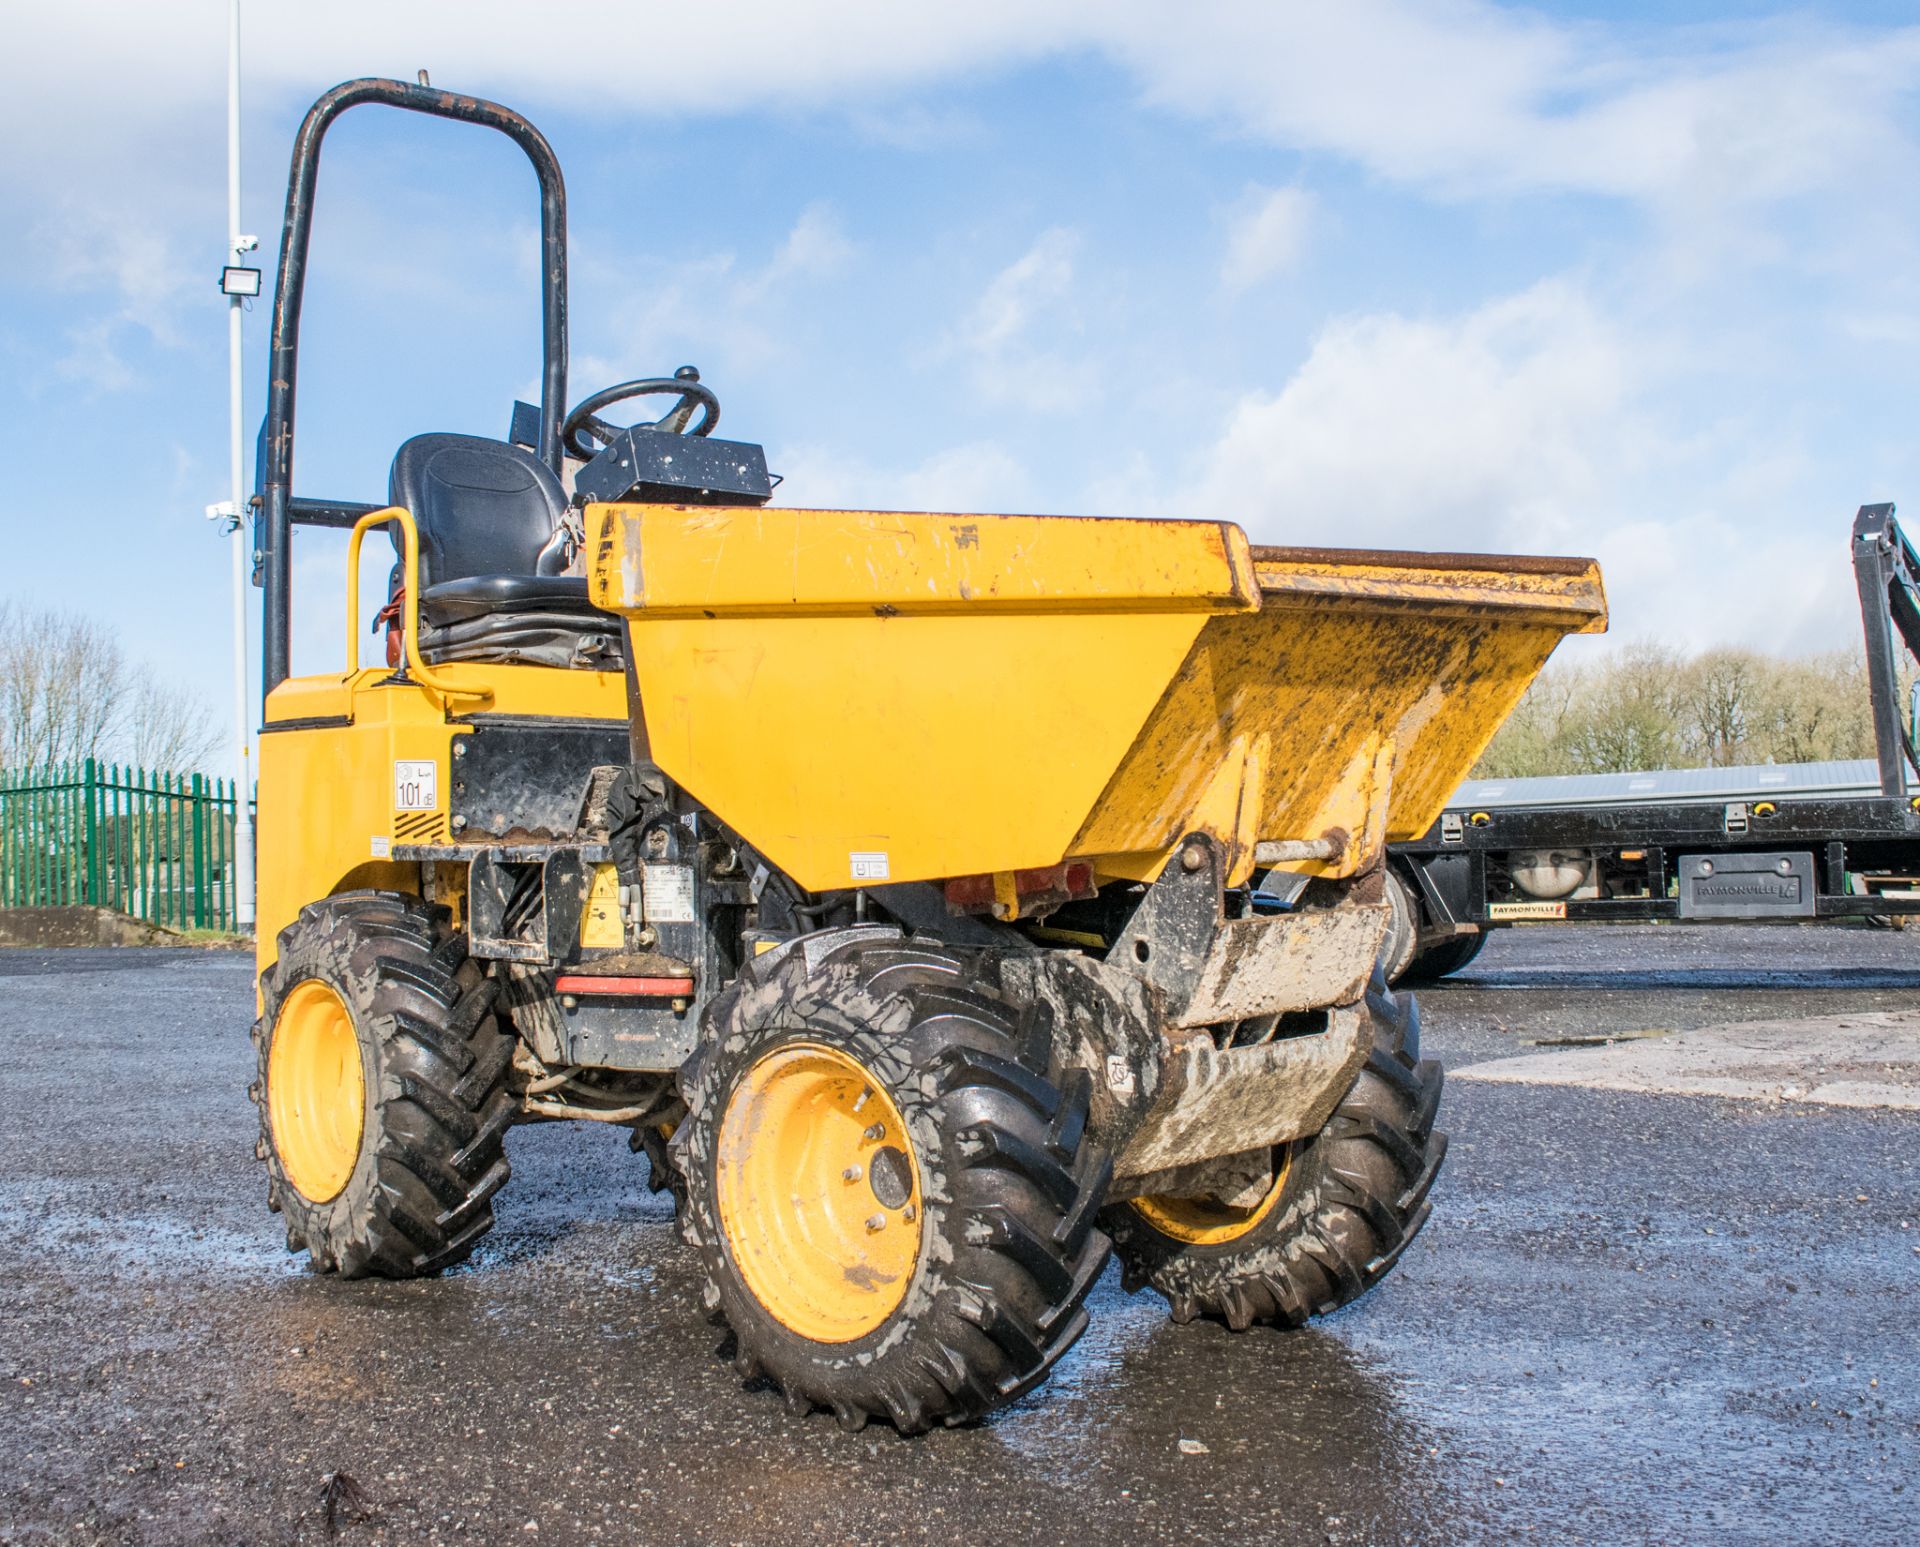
[553,975,695,997]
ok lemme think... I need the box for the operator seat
[386,433,622,669]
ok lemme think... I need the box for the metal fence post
[191,772,208,930]
[82,757,98,905]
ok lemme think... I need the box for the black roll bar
[259,78,568,698]
[1850,502,1920,796]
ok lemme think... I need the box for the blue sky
[3,2,1918,722]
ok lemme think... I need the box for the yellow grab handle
[345,506,491,702]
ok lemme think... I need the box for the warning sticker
[850,851,891,882]
[393,759,437,812]
[642,864,696,924]
[580,864,624,950]
[1489,900,1566,921]
[370,835,391,859]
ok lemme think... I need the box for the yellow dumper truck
[248,79,1607,1432]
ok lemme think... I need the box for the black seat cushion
[389,433,568,588]
[419,573,602,626]
[416,576,621,670]
[387,434,622,670]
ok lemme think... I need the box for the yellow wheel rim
[267,979,366,1204]
[716,1042,924,1343]
[1130,1148,1293,1246]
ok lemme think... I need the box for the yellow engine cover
[254,663,627,979]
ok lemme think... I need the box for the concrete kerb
[0,906,251,950]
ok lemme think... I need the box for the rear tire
[674,928,1112,1432]
[1105,974,1445,1330]
[1403,930,1486,982]
[251,892,516,1278]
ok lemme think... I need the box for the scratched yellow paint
[589,505,1606,892]
[589,504,1262,618]
[1071,607,1590,883]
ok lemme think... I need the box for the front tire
[252,892,516,1277]
[1106,975,1445,1330]
[674,929,1112,1432]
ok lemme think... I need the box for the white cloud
[1176,278,1873,654]
[1104,3,1920,207]
[15,4,1911,263]
[961,228,1078,355]
[1842,311,1920,347]
[8,3,1918,376]
[776,440,1032,513]
[755,203,856,292]
[571,203,857,381]
[36,205,190,326]
[51,319,138,395]
[1221,185,1314,292]
[23,199,199,395]
[1195,280,1632,551]
[948,228,1098,412]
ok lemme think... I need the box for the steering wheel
[561,365,720,460]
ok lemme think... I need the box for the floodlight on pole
[220,0,257,930]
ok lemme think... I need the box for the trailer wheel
[674,930,1112,1433]
[251,891,516,1278]
[1381,869,1421,982]
[1403,930,1486,982]
[1105,975,1445,1330]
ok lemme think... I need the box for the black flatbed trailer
[1386,505,1920,979]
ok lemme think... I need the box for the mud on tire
[1106,974,1446,1330]
[631,1122,688,1216]
[251,891,516,1277]
[674,929,1113,1433]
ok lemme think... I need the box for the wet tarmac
[0,925,1915,1545]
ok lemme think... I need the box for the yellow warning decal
[581,863,624,949]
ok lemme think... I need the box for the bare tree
[1473,663,1587,779]
[1752,652,1876,765]
[1472,640,1891,779]
[1563,641,1686,773]
[0,603,128,769]
[1683,648,1763,767]
[0,602,220,773]
[124,676,221,773]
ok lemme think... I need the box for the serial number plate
[642,864,696,924]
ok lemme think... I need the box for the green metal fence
[0,760,254,932]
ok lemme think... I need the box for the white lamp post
[212,0,259,930]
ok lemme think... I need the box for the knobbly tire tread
[631,1123,688,1216]
[1105,972,1446,1332]
[251,890,515,1279]
[673,930,1113,1434]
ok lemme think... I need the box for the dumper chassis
[246,78,1606,1431]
